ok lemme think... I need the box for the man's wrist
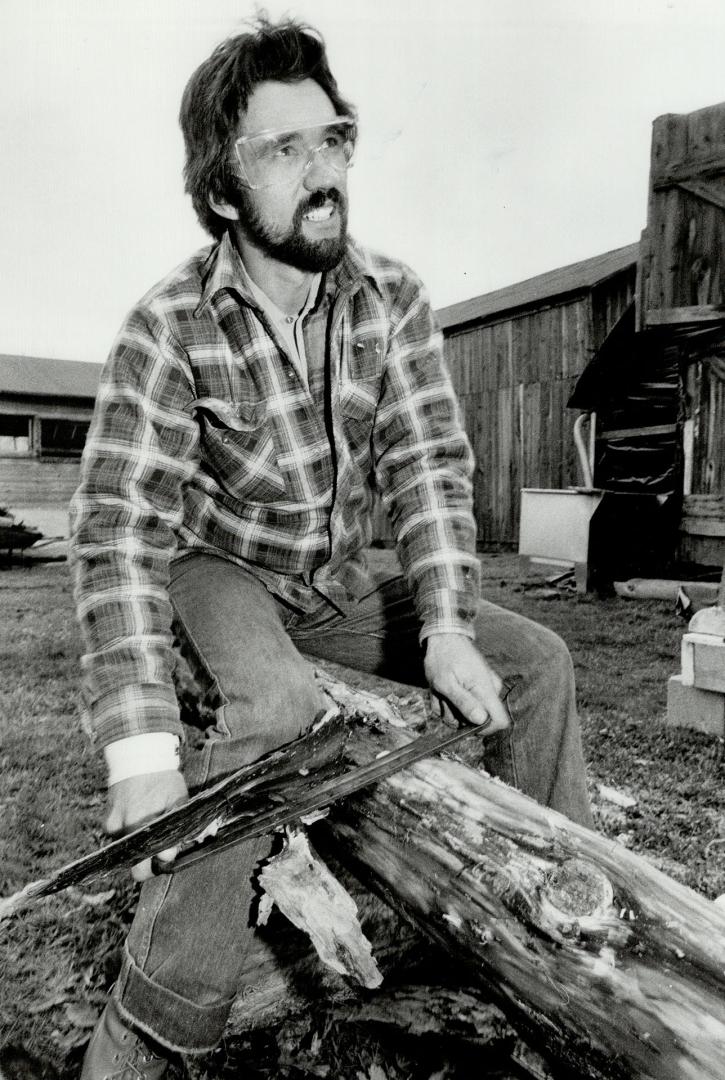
[420,625,476,646]
[104,733,181,787]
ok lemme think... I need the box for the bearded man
[70,16,592,1077]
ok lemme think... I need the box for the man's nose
[302,150,341,190]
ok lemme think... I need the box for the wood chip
[597,784,637,809]
[258,828,382,988]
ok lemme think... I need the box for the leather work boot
[80,997,169,1079]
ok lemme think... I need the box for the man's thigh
[169,552,324,785]
[291,573,569,701]
[289,574,426,685]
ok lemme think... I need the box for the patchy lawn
[0,553,723,1078]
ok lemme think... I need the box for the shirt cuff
[104,733,181,787]
[419,622,476,644]
[416,585,479,644]
[83,682,182,749]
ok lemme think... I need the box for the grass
[0,553,724,1078]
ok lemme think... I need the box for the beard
[230,182,349,272]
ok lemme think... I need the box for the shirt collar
[195,232,255,316]
[194,230,383,318]
[326,238,384,300]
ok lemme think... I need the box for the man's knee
[528,622,575,685]
[473,601,575,691]
[184,655,324,787]
[221,653,323,748]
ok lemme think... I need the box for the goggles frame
[233,116,357,190]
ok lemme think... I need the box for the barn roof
[437,242,640,331]
[0,354,102,400]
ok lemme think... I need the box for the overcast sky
[1,0,724,364]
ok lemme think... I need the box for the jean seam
[497,682,519,790]
[171,598,232,736]
[131,876,174,971]
[295,625,387,642]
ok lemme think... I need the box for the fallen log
[614,577,720,605]
[5,668,725,1078]
[307,669,725,1080]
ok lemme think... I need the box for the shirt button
[285,316,294,324]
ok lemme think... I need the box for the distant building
[435,243,639,549]
[0,354,102,535]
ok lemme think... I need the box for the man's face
[228,79,350,273]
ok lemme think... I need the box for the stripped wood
[311,677,725,1080]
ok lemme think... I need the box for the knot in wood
[538,858,614,935]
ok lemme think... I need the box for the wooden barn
[436,243,639,549]
[388,100,725,580]
[0,355,101,536]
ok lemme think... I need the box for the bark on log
[311,669,725,1080]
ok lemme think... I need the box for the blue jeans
[114,552,592,1052]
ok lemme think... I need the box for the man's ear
[208,194,240,222]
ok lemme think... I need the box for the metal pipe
[573,412,595,490]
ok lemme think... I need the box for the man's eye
[323,133,344,150]
[272,142,302,159]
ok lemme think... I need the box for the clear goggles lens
[234,117,356,190]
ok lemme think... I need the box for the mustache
[296,187,347,219]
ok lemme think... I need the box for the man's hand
[424,633,510,733]
[105,770,189,882]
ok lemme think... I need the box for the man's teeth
[304,204,335,221]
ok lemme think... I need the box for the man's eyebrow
[248,119,351,145]
[265,131,302,146]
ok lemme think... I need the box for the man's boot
[81,997,169,1079]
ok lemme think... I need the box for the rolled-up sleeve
[372,271,480,640]
[69,308,199,748]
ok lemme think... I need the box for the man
[70,16,592,1078]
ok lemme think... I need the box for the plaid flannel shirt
[69,233,480,748]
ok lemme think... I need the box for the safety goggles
[233,116,356,190]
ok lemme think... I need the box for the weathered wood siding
[687,357,725,495]
[443,276,635,548]
[680,350,725,565]
[0,458,81,509]
[638,101,725,328]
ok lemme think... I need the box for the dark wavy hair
[179,15,356,239]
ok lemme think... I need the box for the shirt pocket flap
[348,337,383,381]
[340,379,379,421]
[187,396,264,431]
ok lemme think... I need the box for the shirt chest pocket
[339,337,383,422]
[187,396,286,503]
[338,342,384,465]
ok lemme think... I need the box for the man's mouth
[302,202,336,223]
